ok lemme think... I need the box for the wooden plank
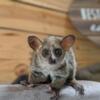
[75,38,100,68]
[0,3,77,36]
[0,0,73,13]
[75,0,100,5]
[87,36,100,46]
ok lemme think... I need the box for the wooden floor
[0,0,100,83]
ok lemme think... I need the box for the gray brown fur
[28,35,84,99]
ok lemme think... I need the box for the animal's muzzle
[49,57,56,64]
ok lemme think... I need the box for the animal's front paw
[20,80,28,86]
[46,86,60,100]
[50,95,59,100]
[69,80,85,95]
[73,83,84,95]
[50,91,60,100]
[20,81,39,88]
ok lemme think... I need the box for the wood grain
[0,0,73,13]
[12,0,73,13]
[0,4,74,35]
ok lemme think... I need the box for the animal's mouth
[49,58,56,64]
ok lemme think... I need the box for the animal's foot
[50,96,58,100]
[20,80,28,86]
[20,81,39,88]
[45,85,53,94]
[26,84,39,88]
[50,89,60,100]
[69,80,85,95]
[45,85,60,100]
[50,94,59,100]
[73,83,84,95]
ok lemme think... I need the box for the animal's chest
[36,61,70,79]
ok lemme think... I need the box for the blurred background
[0,0,100,83]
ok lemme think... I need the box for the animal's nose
[49,57,56,64]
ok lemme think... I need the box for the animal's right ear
[28,36,42,51]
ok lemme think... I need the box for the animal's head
[28,35,76,65]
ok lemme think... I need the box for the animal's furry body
[27,35,84,99]
[12,35,84,100]
[30,47,76,89]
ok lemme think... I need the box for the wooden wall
[0,0,100,83]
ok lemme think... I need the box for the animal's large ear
[61,35,76,50]
[28,36,42,51]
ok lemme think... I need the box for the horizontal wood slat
[0,3,76,36]
[11,0,73,13]
[87,36,100,46]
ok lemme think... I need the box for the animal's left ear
[61,35,76,50]
[28,36,42,51]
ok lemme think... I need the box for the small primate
[27,35,84,99]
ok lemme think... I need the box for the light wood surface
[0,81,100,100]
[0,0,73,13]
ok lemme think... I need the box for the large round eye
[42,49,49,57]
[54,48,62,57]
